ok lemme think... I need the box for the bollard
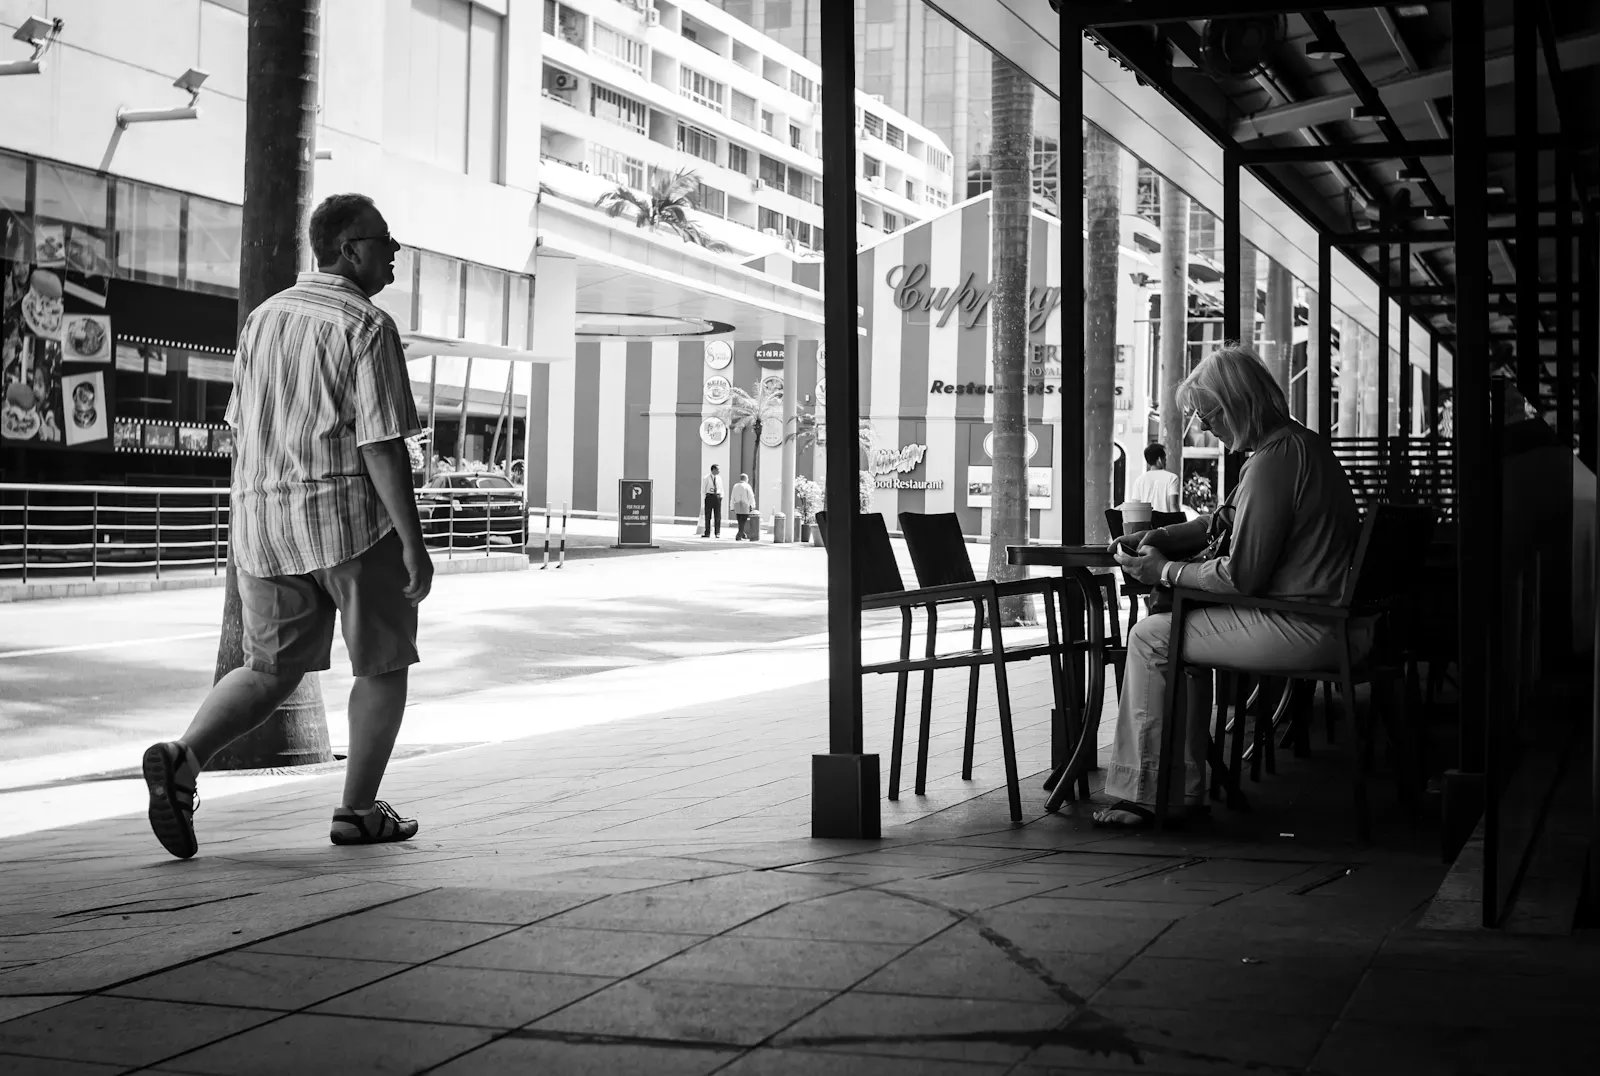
[558,501,568,568]
[772,510,787,544]
[541,503,551,569]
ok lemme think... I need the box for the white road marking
[0,631,217,661]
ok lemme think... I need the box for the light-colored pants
[1105,606,1367,806]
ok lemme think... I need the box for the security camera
[2,14,61,77]
[173,68,208,94]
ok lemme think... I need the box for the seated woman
[1099,345,1364,828]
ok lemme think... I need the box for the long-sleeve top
[1170,422,1360,601]
[729,482,756,513]
[702,473,722,497]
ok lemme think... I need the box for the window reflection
[186,198,242,291]
[115,182,183,284]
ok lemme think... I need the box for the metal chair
[896,511,1076,803]
[815,511,1067,822]
[1155,504,1437,840]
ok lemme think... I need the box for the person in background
[730,472,756,540]
[701,464,723,538]
[142,193,430,859]
[1103,346,1362,829]
[1128,442,1182,513]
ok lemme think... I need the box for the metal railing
[0,481,530,583]
[1331,436,1456,518]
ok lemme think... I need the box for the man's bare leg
[341,667,408,810]
[179,667,306,766]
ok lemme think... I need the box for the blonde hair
[1176,343,1291,451]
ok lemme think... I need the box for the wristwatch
[1160,561,1175,587]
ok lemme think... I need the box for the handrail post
[558,501,568,568]
[21,490,29,585]
[154,493,162,579]
[91,490,99,582]
[212,494,220,575]
[542,502,551,569]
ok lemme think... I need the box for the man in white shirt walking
[1127,443,1182,513]
[701,464,723,538]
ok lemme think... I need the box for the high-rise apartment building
[708,0,1058,212]
[540,0,953,254]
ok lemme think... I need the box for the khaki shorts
[239,530,419,678]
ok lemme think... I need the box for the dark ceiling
[1088,1,1600,346]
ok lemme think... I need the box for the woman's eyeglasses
[1185,405,1222,430]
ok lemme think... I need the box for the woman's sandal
[1091,800,1209,830]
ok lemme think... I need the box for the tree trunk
[1236,241,1258,351]
[1083,122,1121,546]
[210,0,327,770]
[1338,314,1362,436]
[1158,179,1189,470]
[984,58,1036,623]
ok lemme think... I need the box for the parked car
[416,473,526,548]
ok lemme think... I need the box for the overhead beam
[1233,30,1600,141]
[1239,134,1563,164]
[1329,225,1564,244]
[1076,1,1378,27]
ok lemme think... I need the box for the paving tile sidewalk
[1,649,1597,1073]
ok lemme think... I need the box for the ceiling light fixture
[1486,185,1507,197]
[1,15,61,77]
[1305,34,1348,61]
[1397,167,1428,182]
[1350,104,1382,121]
[1395,4,1430,16]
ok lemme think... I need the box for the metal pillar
[1448,0,1493,906]
[1583,204,1600,469]
[1429,334,1441,438]
[1222,149,1241,345]
[1399,218,1413,438]
[813,0,875,839]
[779,334,799,542]
[1378,202,1391,441]
[1515,0,1542,413]
[1264,257,1293,396]
[1063,85,1086,544]
[425,355,438,480]
[1556,150,1574,447]
[1318,233,1333,435]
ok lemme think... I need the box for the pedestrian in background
[143,193,430,860]
[701,464,723,538]
[730,472,756,540]
[1129,443,1182,513]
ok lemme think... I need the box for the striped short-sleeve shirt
[226,272,422,578]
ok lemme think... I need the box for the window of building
[727,143,751,175]
[863,113,883,139]
[787,167,811,201]
[765,0,792,30]
[401,0,503,179]
[418,252,462,339]
[589,145,645,189]
[761,110,776,137]
[35,163,108,228]
[814,225,824,251]
[184,197,241,292]
[789,71,815,102]
[905,180,916,201]
[865,0,896,21]
[789,124,803,150]
[787,218,811,247]
[758,154,785,190]
[862,155,882,180]
[0,152,25,212]
[759,207,783,233]
[885,124,905,151]
[543,0,585,47]
[883,211,900,233]
[463,263,506,347]
[863,48,893,85]
[679,67,726,114]
[593,22,646,75]
[114,181,182,284]
[731,90,757,127]
[697,183,726,217]
[925,145,951,173]
[1135,165,1160,226]
[926,186,948,210]
[591,83,647,135]
[678,123,719,163]
[864,22,895,49]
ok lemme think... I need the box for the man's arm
[1114,516,1210,555]
[361,438,432,604]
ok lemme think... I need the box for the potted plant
[793,475,823,544]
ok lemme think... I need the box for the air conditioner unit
[581,161,593,173]
[868,175,884,189]
[645,9,661,26]
[762,228,779,236]
[869,94,885,104]
[552,72,577,92]
[754,178,768,190]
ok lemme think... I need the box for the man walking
[1128,443,1182,513]
[143,194,429,860]
[730,472,756,540]
[701,464,723,538]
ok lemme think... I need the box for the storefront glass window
[114,182,183,285]
[35,164,107,228]
[418,252,462,338]
[507,275,532,350]
[0,153,25,213]
[463,263,505,345]
[185,197,242,292]
[374,246,417,331]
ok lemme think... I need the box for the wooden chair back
[897,512,976,588]
[1339,503,1437,611]
[814,511,907,596]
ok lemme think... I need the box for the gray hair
[739,473,749,481]
[1176,343,1290,452]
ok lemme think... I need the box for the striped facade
[525,194,1063,536]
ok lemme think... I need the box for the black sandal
[143,741,199,859]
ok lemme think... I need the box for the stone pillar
[779,333,800,542]
[1158,179,1189,468]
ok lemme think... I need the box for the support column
[1063,60,1086,543]
[1159,179,1189,463]
[814,0,875,839]
[1556,150,1574,448]
[1339,312,1362,437]
[456,357,475,464]
[1264,257,1293,396]
[1429,335,1441,438]
[1582,204,1599,469]
[1448,0,1493,891]
[779,333,799,542]
[1222,150,1241,345]
[425,355,439,480]
[1399,224,1413,438]
[1378,207,1391,440]
[1515,1,1543,412]
[1317,233,1333,434]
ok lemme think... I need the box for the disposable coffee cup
[1120,500,1153,533]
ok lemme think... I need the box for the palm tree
[713,381,785,504]
[985,58,1036,624]
[1158,178,1189,484]
[211,0,329,769]
[1084,120,1121,546]
[595,168,732,252]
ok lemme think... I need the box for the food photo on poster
[3,258,67,446]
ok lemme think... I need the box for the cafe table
[1007,543,1120,812]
